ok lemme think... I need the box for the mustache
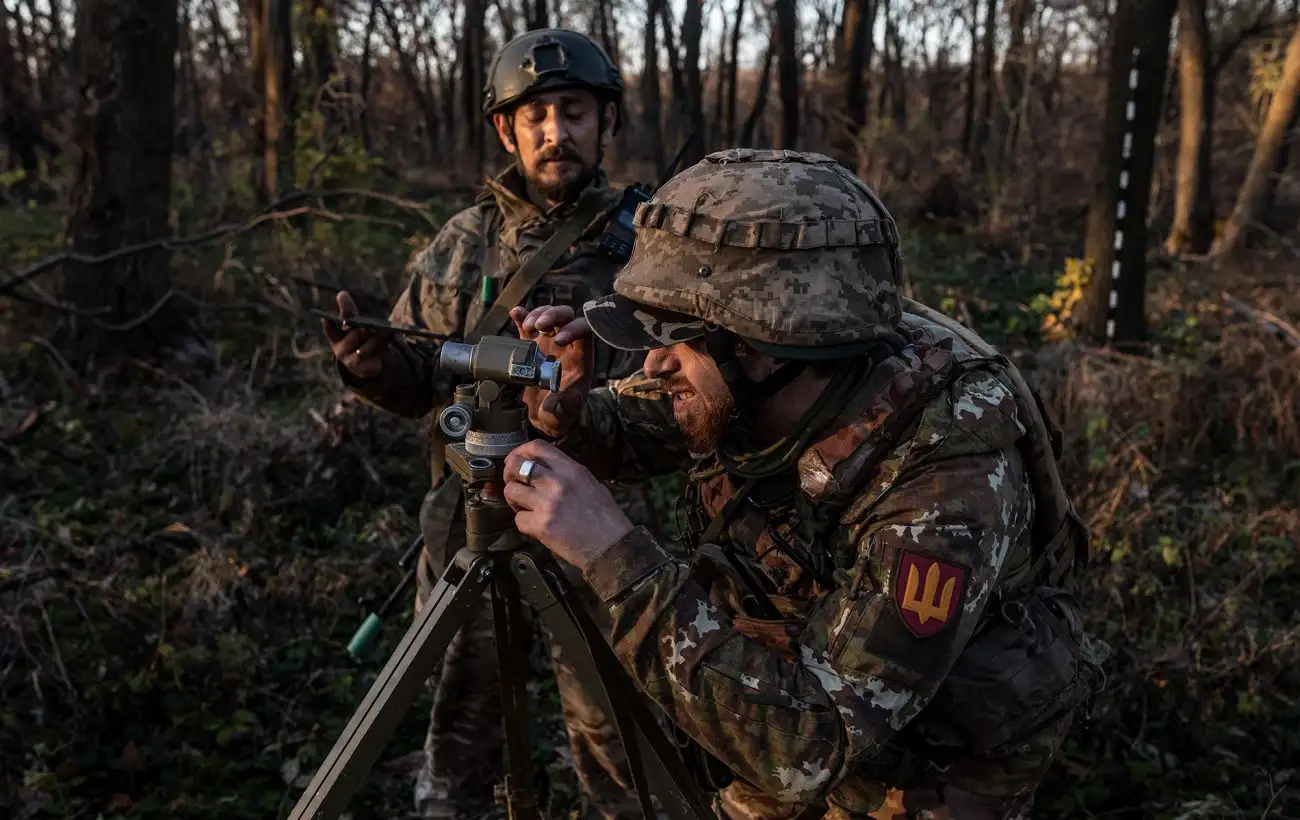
[537,145,582,163]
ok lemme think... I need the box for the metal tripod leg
[491,562,541,820]
[509,549,717,820]
[288,546,498,820]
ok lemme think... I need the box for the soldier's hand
[502,440,634,571]
[511,305,593,437]
[322,291,391,379]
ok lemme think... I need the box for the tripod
[288,336,716,820]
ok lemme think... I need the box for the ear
[600,100,618,147]
[736,345,778,382]
[492,113,517,154]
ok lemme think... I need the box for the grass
[1,190,1298,820]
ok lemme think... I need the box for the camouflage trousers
[713,780,1034,820]
[710,709,1074,820]
[411,474,662,820]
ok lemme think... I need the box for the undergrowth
[1,195,1298,820]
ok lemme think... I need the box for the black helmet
[482,28,625,133]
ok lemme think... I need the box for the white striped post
[1108,45,1141,342]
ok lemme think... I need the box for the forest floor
[1,188,1298,820]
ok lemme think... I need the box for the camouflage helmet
[583,149,905,360]
[482,28,625,132]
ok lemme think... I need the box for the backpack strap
[465,185,616,344]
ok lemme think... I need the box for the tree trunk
[1262,104,1298,218]
[460,0,487,168]
[682,0,706,159]
[961,0,979,153]
[642,0,664,170]
[1166,0,1215,254]
[659,0,687,149]
[774,0,799,149]
[711,9,727,150]
[262,0,294,199]
[1078,0,1177,346]
[829,0,873,167]
[972,0,997,174]
[724,0,745,145]
[244,0,267,201]
[526,0,548,30]
[0,0,48,196]
[995,0,1032,167]
[1212,23,1300,256]
[58,0,184,368]
[359,0,379,149]
[741,28,776,146]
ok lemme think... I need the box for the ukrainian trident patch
[895,551,966,637]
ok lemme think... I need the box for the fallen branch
[0,188,438,300]
[1222,291,1300,350]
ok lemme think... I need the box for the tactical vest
[674,305,1098,805]
[469,189,644,384]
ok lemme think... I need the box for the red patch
[894,551,966,637]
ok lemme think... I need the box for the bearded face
[494,88,615,205]
[646,341,737,455]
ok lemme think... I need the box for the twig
[37,599,78,703]
[1222,291,1300,350]
[0,188,437,298]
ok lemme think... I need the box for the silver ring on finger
[518,459,537,485]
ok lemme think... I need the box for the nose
[543,106,570,145]
[643,347,677,379]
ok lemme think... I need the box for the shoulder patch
[894,551,966,638]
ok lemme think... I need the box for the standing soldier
[322,28,657,820]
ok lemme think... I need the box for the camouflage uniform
[542,150,1109,819]
[337,152,656,820]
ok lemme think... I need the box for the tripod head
[346,335,558,659]
[436,336,559,554]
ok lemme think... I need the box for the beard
[665,376,734,455]
[527,143,600,203]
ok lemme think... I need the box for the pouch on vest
[912,585,1097,757]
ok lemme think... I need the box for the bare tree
[642,0,665,170]
[58,0,185,367]
[829,0,875,166]
[1213,21,1300,256]
[774,0,800,148]
[1167,0,1215,254]
[683,0,706,158]
[724,0,746,145]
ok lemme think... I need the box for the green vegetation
[1,192,1297,819]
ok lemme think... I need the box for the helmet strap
[703,327,807,422]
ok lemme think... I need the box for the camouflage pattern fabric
[580,148,906,358]
[554,309,1103,820]
[338,164,658,820]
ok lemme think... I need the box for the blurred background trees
[1,2,1298,819]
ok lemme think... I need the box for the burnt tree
[58,0,184,367]
[1078,0,1178,346]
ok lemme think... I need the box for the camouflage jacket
[561,311,1099,812]
[339,165,644,430]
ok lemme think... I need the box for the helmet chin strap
[702,327,807,426]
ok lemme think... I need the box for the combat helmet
[584,149,905,384]
[483,28,625,133]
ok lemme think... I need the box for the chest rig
[677,310,1087,625]
[468,183,647,384]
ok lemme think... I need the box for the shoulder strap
[464,186,615,344]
